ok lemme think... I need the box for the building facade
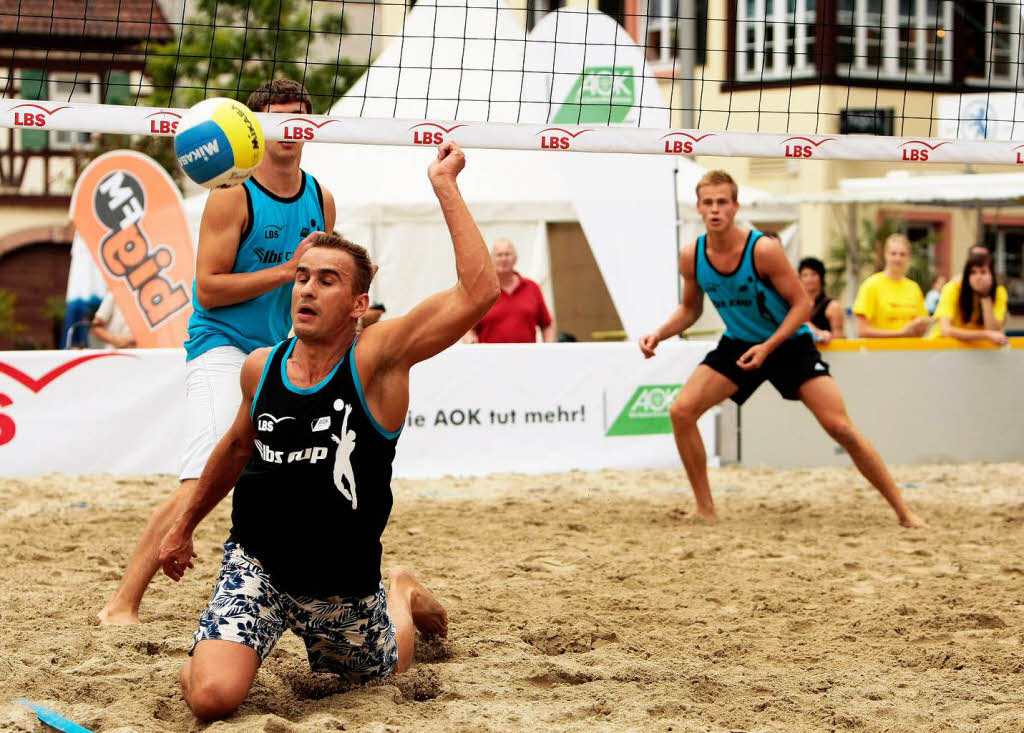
[0,0,174,348]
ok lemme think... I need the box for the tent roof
[782,171,1024,206]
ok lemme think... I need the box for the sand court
[2,463,1023,732]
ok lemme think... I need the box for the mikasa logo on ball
[232,104,262,151]
[173,97,265,189]
[177,138,221,167]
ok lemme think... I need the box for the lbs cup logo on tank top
[232,339,399,598]
[71,150,194,348]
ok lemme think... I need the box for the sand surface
[2,463,1023,733]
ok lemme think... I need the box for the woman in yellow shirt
[853,233,930,337]
[931,251,1008,345]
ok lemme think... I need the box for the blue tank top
[184,172,325,361]
[694,231,810,343]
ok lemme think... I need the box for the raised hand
[428,141,466,189]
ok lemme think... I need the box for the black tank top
[230,337,401,597]
[809,293,833,332]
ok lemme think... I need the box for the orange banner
[70,151,193,348]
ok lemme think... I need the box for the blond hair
[883,233,911,254]
[695,170,738,201]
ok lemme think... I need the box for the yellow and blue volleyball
[174,97,265,189]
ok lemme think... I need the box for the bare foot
[689,506,718,523]
[900,513,926,529]
[390,567,448,638]
[97,605,141,625]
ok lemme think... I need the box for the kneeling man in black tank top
[158,141,500,721]
[639,170,922,529]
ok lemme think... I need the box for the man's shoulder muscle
[241,346,274,398]
[201,186,249,242]
[679,241,698,277]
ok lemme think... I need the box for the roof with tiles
[1,0,175,41]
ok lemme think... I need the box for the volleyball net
[3,0,1024,164]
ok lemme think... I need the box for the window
[899,221,939,275]
[527,0,565,31]
[49,74,99,150]
[964,0,1022,87]
[984,227,1024,312]
[736,0,816,81]
[645,0,679,65]
[838,0,951,81]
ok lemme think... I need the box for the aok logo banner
[606,384,682,437]
[552,66,635,125]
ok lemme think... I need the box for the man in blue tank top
[156,142,499,721]
[99,79,337,624]
[640,170,922,528]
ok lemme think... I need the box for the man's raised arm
[362,142,500,370]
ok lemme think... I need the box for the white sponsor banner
[0,349,185,476]
[3,101,1024,165]
[0,342,714,478]
[396,342,716,478]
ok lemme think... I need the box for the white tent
[310,0,682,338]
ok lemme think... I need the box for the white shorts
[179,345,247,481]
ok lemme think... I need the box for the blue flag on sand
[14,698,94,733]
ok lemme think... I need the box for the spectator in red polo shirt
[466,238,555,343]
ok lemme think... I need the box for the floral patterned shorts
[190,542,398,682]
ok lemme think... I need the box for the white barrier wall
[0,342,715,478]
[740,340,1024,468]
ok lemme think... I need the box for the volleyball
[173,97,264,189]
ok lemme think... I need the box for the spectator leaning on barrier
[796,255,844,344]
[853,233,929,338]
[92,292,135,349]
[929,251,1008,345]
[924,274,947,316]
[466,238,554,343]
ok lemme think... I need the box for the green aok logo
[552,66,635,125]
[606,384,682,437]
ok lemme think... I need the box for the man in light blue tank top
[100,79,337,624]
[639,171,922,529]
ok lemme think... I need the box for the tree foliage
[146,0,363,112]
[0,289,25,340]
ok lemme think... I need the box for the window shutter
[105,70,133,105]
[19,68,48,151]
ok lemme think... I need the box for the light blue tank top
[184,172,325,361]
[695,231,810,343]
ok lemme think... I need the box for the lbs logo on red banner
[409,123,467,146]
[898,140,949,161]
[660,132,716,155]
[145,111,181,134]
[280,117,337,141]
[10,102,69,127]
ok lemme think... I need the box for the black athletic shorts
[701,333,830,406]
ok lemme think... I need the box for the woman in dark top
[798,256,844,343]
